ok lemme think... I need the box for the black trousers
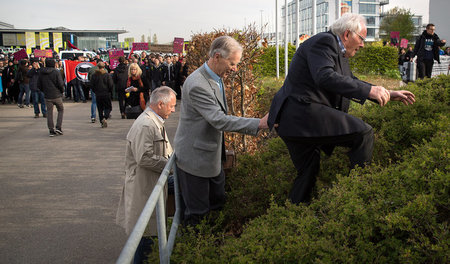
[117,91,126,114]
[96,95,112,121]
[417,59,434,79]
[280,126,374,204]
[176,166,225,226]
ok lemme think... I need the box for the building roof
[0,27,127,34]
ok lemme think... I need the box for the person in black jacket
[149,56,164,91]
[90,62,114,128]
[413,23,446,79]
[112,56,128,119]
[27,59,47,118]
[268,13,416,204]
[2,60,15,104]
[37,58,65,137]
[16,60,31,108]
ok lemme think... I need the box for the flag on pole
[66,41,79,50]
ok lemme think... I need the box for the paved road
[0,100,180,264]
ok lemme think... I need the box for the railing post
[116,154,180,264]
[157,190,168,264]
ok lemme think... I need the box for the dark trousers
[117,91,126,114]
[177,166,225,226]
[96,95,112,121]
[418,59,434,79]
[133,236,154,264]
[45,97,64,131]
[281,126,374,204]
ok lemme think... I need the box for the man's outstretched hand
[389,90,416,105]
[369,86,391,106]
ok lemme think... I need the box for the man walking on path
[38,58,65,137]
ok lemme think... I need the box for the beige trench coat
[116,108,173,236]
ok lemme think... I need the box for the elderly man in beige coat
[116,86,176,263]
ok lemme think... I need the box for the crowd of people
[0,50,188,135]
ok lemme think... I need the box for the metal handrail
[116,153,181,264]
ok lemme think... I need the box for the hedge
[149,75,449,263]
[349,44,399,77]
[254,44,297,77]
[255,42,399,78]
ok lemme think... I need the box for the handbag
[124,104,143,119]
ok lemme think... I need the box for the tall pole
[337,0,342,19]
[276,0,280,79]
[296,0,299,49]
[260,10,264,38]
[284,0,288,77]
[312,0,317,35]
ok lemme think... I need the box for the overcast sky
[2,0,429,44]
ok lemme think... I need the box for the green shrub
[222,131,449,263]
[349,44,398,75]
[254,44,296,77]
[163,75,449,263]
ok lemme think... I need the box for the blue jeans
[18,83,31,105]
[90,90,96,119]
[32,90,47,115]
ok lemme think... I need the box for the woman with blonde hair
[125,63,150,118]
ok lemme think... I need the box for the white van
[59,50,97,60]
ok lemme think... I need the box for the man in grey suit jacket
[268,13,415,204]
[174,36,268,226]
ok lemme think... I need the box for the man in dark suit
[268,13,415,204]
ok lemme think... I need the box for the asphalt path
[0,99,180,264]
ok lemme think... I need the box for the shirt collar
[336,35,346,55]
[148,107,164,122]
[204,62,221,84]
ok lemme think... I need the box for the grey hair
[149,86,177,106]
[208,36,243,59]
[330,13,366,36]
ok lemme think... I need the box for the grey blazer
[174,64,260,178]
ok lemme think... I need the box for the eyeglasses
[353,31,366,42]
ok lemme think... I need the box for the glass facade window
[365,16,376,26]
[367,28,376,38]
[359,3,376,14]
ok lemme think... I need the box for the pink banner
[13,49,28,60]
[109,49,124,70]
[400,38,409,49]
[34,49,53,58]
[390,31,400,47]
[173,37,184,54]
[132,42,149,51]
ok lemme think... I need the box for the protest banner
[132,42,149,51]
[63,61,97,84]
[13,49,28,60]
[173,38,184,54]
[34,49,53,58]
[109,49,124,69]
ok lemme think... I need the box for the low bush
[349,44,398,76]
[253,44,297,77]
[159,75,449,263]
